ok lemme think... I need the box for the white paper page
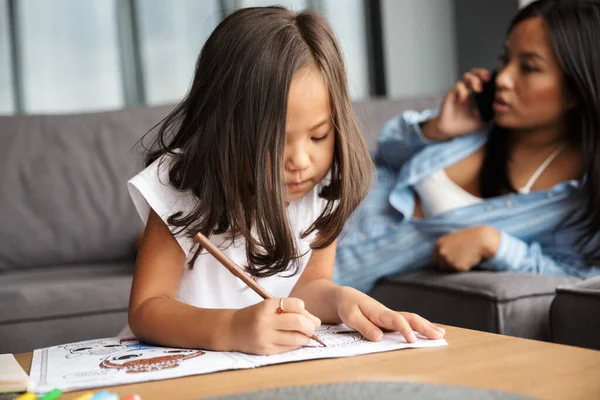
[28,325,447,394]
[237,324,447,366]
[28,337,251,394]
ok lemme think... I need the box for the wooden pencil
[194,231,326,347]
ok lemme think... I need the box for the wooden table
[16,325,600,400]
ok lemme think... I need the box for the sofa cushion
[550,275,600,350]
[0,261,133,353]
[0,105,174,271]
[0,262,133,324]
[0,310,129,354]
[370,270,580,340]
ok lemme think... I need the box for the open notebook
[28,324,447,394]
[0,354,29,393]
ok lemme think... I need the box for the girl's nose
[286,148,310,171]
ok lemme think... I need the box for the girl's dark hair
[479,0,600,260]
[142,7,373,278]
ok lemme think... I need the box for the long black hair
[142,7,373,278]
[479,0,600,260]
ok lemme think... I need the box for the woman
[334,0,600,293]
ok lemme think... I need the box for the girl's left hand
[433,226,500,272]
[336,287,446,343]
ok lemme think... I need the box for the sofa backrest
[0,95,440,271]
[352,95,441,151]
[0,105,174,271]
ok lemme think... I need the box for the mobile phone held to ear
[472,70,497,122]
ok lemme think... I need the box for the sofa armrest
[550,275,600,350]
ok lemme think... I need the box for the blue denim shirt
[333,109,600,293]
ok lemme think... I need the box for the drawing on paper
[59,338,137,359]
[100,348,205,374]
[28,324,447,394]
[306,325,365,348]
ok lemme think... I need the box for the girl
[127,6,445,355]
[334,0,600,293]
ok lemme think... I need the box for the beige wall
[381,0,458,98]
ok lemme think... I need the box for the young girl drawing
[126,6,445,355]
[334,0,600,293]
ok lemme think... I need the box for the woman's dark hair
[479,0,600,260]
[142,6,373,278]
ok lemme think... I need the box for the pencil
[194,231,326,347]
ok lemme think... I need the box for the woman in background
[334,0,600,293]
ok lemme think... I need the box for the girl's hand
[336,287,446,343]
[433,226,501,272]
[423,68,492,141]
[228,298,321,355]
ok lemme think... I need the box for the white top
[413,169,481,218]
[413,144,565,218]
[127,154,329,310]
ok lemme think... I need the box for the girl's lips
[287,180,308,191]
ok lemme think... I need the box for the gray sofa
[0,105,170,354]
[1,97,598,354]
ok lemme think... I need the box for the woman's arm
[376,68,496,171]
[373,109,439,171]
[434,226,600,278]
[479,230,600,278]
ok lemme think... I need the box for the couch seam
[0,308,128,326]
[0,258,136,273]
[553,290,600,301]
[555,287,600,296]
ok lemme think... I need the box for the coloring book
[28,324,447,393]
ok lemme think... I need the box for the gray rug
[207,382,535,400]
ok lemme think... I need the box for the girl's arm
[129,210,319,354]
[288,241,339,323]
[290,240,445,342]
[128,210,236,350]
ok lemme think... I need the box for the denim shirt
[333,109,600,293]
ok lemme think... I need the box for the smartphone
[472,70,497,122]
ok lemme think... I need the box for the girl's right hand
[425,68,493,140]
[228,298,321,355]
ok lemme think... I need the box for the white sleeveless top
[127,154,329,310]
[413,144,565,218]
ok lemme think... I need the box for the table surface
[15,325,600,400]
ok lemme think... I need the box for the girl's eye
[498,54,509,66]
[312,132,330,142]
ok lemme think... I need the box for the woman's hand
[433,226,501,272]
[335,287,446,343]
[228,298,321,355]
[422,68,493,141]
